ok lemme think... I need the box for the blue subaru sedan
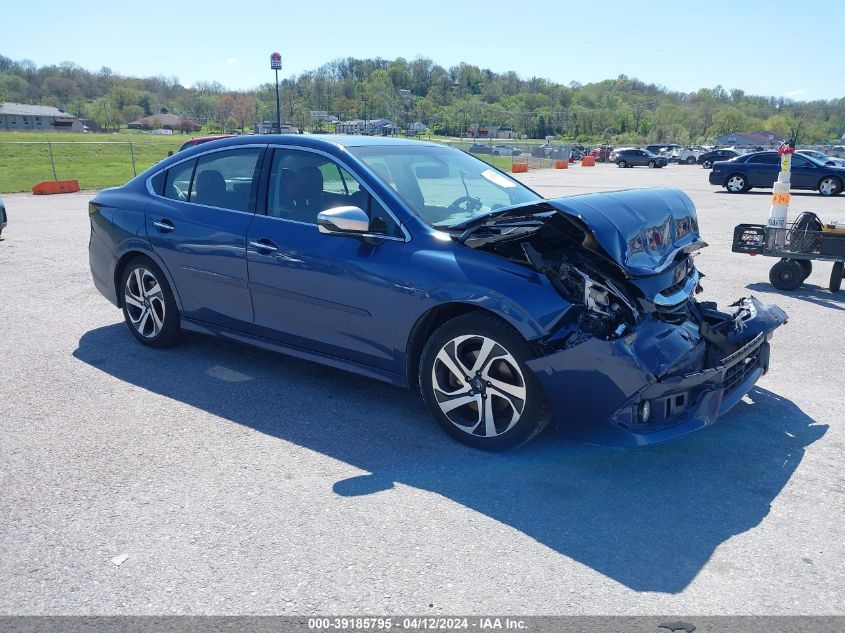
[88,135,786,450]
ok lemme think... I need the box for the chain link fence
[0,140,181,193]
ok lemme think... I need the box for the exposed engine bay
[460,197,786,374]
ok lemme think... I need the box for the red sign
[270,52,282,70]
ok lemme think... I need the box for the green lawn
[0,131,186,192]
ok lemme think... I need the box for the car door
[245,146,413,373]
[145,145,264,328]
[744,153,779,187]
[633,150,648,166]
[787,154,817,190]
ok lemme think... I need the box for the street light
[270,52,282,133]
[361,95,369,135]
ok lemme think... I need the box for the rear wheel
[725,173,748,193]
[686,156,696,165]
[617,160,627,168]
[702,159,713,168]
[419,313,551,451]
[648,160,656,168]
[769,259,805,291]
[120,256,180,347]
[797,259,812,280]
[819,176,842,196]
[830,262,844,292]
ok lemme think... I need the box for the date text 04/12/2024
[307,618,527,630]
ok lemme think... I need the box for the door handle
[249,239,278,253]
[153,219,175,232]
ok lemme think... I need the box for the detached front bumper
[526,297,787,447]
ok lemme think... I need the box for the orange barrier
[555,160,568,169]
[511,163,528,173]
[32,180,80,195]
[581,156,596,167]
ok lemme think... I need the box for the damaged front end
[462,188,787,446]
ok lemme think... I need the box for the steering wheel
[447,195,483,215]
[169,184,187,201]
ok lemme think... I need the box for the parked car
[645,144,680,160]
[797,149,845,168]
[0,196,6,238]
[469,143,493,155]
[611,148,669,168]
[709,151,844,196]
[167,134,236,157]
[492,144,522,156]
[530,144,569,159]
[672,147,701,165]
[88,135,786,450]
[590,145,614,162]
[829,146,845,158]
[698,148,741,168]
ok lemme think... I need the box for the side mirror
[317,206,370,236]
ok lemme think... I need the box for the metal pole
[275,69,281,133]
[128,140,137,176]
[46,139,58,181]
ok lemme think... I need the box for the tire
[702,159,713,169]
[797,259,812,280]
[769,259,805,291]
[617,160,627,168]
[648,160,656,168]
[830,262,844,293]
[818,176,842,197]
[725,173,748,193]
[419,313,551,451]
[686,156,696,165]
[120,256,181,347]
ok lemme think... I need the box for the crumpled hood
[546,188,705,276]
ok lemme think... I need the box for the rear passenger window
[189,148,262,211]
[748,154,779,165]
[164,160,196,201]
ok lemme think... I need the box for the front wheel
[617,160,627,168]
[419,313,551,451]
[648,160,656,168]
[769,259,805,291]
[819,176,842,196]
[725,173,748,193]
[686,156,696,165]
[702,159,713,168]
[120,256,180,347]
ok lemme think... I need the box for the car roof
[214,133,443,150]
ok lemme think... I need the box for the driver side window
[266,149,403,237]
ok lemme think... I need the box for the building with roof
[0,102,84,132]
[127,110,201,132]
[714,131,787,148]
[335,118,400,135]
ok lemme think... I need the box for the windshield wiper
[445,201,544,232]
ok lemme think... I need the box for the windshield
[348,145,542,228]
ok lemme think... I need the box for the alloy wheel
[819,177,840,196]
[124,267,166,338]
[431,334,526,438]
[726,175,746,192]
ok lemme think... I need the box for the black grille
[723,348,761,394]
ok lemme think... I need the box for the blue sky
[5,0,843,100]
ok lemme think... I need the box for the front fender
[422,283,564,341]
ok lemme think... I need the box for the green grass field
[0,131,531,193]
[0,131,185,192]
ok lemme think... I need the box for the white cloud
[227,58,237,65]
[786,89,806,97]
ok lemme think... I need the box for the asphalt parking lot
[0,162,842,615]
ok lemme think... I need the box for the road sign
[270,52,282,70]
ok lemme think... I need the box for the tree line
[1,55,843,144]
